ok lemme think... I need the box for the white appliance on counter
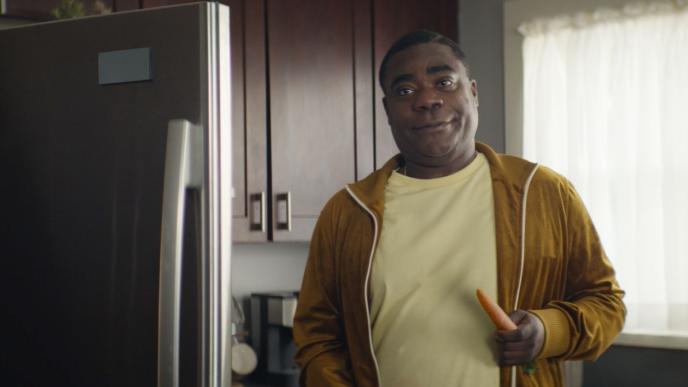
[0,3,233,387]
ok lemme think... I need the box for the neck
[403,146,478,179]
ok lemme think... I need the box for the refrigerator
[0,3,233,387]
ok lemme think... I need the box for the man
[293,30,625,387]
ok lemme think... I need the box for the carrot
[476,288,517,331]
[477,288,538,374]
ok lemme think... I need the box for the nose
[413,87,443,111]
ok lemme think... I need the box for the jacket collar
[345,154,400,220]
[346,142,537,211]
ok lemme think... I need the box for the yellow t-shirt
[370,153,499,387]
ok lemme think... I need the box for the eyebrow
[389,74,415,90]
[427,64,455,75]
[389,64,458,90]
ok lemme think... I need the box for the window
[519,2,688,335]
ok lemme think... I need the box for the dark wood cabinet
[1,0,59,19]
[230,0,269,242]
[266,0,374,241]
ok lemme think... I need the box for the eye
[438,78,455,88]
[395,87,415,96]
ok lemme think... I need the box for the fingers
[496,327,524,342]
[497,334,540,365]
[495,311,537,343]
[494,310,546,366]
[500,350,531,366]
[502,341,533,352]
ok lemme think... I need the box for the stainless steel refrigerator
[0,3,233,387]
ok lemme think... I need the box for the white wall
[460,0,506,152]
[231,242,309,300]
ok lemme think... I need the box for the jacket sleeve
[530,180,626,361]
[293,203,355,386]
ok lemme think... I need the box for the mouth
[412,119,453,131]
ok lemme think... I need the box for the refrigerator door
[0,3,232,387]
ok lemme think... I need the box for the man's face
[383,43,479,168]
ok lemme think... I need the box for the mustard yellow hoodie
[293,142,625,387]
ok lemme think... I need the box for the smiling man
[293,30,626,387]
[382,40,478,178]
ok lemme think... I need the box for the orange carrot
[476,288,517,331]
[477,289,538,374]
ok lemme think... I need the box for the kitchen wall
[459,0,506,152]
[231,243,308,301]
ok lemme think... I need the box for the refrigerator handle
[158,119,203,387]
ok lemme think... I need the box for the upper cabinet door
[372,0,459,168]
[267,0,366,241]
[230,0,269,242]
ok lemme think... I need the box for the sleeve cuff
[529,308,572,359]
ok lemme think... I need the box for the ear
[470,79,479,107]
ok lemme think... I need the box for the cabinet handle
[276,192,292,231]
[249,192,266,232]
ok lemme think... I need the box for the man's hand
[495,310,545,366]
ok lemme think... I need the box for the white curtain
[520,1,688,333]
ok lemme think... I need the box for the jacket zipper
[345,186,383,387]
[510,164,540,387]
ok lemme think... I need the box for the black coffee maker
[248,291,300,387]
